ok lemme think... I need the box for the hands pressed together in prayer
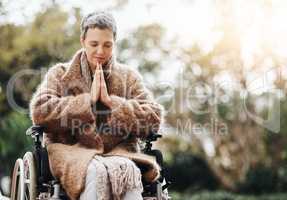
[90,62,112,108]
[79,62,112,149]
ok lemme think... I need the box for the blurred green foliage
[0,112,32,176]
[165,152,219,192]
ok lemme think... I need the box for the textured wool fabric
[30,49,164,200]
[79,156,144,200]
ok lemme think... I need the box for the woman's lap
[79,155,143,200]
[79,158,111,200]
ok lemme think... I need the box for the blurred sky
[2,0,287,54]
[1,0,287,89]
[0,0,217,44]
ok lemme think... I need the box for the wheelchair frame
[10,125,171,200]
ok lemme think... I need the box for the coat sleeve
[106,68,164,138]
[29,64,95,133]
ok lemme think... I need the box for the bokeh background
[1,0,287,199]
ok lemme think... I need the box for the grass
[170,191,287,200]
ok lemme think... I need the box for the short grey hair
[80,11,117,40]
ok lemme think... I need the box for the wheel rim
[10,159,24,200]
[23,152,37,200]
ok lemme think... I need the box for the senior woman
[29,11,164,200]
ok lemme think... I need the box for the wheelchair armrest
[26,125,46,146]
[146,131,162,142]
[143,131,162,153]
[26,125,45,137]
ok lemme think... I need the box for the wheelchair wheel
[10,159,24,200]
[10,152,37,200]
[23,152,37,200]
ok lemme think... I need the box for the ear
[80,37,85,48]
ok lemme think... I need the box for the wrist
[103,97,113,108]
[91,100,98,114]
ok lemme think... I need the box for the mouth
[94,57,105,63]
[95,56,105,59]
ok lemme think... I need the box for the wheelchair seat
[10,125,171,200]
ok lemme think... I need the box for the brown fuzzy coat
[29,50,164,200]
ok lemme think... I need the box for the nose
[97,46,104,55]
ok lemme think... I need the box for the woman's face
[81,27,114,68]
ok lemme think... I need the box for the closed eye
[89,42,98,47]
[104,44,112,48]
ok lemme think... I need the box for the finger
[92,69,100,89]
[94,134,102,145]
[93,62,98,76]
[94,134,100,142]
[98,64,104,87]
[100,68,107,93]
[98,62,102,69]
[99,65,106,85]
[91,63,101,103]
[94,62,102,81]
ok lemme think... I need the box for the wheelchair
[10,125,171,200]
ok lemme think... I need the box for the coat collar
[61,49,113,90]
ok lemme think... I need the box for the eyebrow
[89,41,113,44]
